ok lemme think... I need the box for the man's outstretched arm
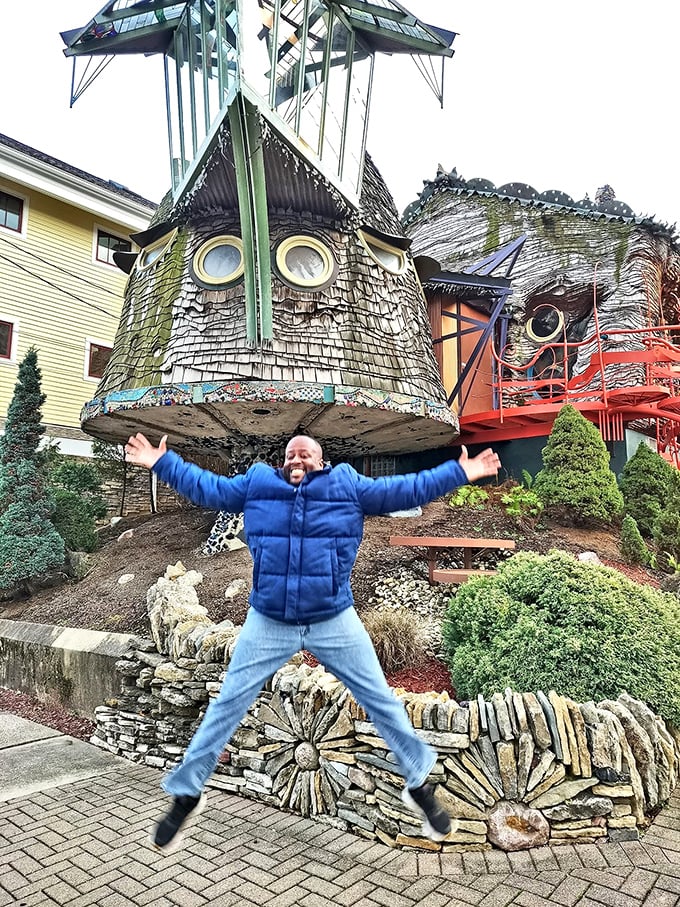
[124,432,250,513]
[355,444,501,515]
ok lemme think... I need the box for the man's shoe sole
[150,792,207,854]
[401,788,455,842]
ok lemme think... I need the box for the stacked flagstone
[90,566,680,852]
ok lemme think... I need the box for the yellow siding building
[0,133,156,454]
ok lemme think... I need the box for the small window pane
[137,229,177,271]
[141,245,165,267]
[0,191,23,232]
[357,229,407,274]
[88,343,112,379]
[370,455,396,477]
[0,321,12,359]
[97,230,132,265]
[203,243,242,278]
[284,245,325,280]
[369,245,401,271]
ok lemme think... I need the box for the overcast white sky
[3,2,679,225]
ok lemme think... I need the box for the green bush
[620,515,650,566]
[653,507,680,571]
[361,608,427,674]
[48,456,106,552]
[533,404,623,526]
[449,485,489,510]
[52,489,100,553]
[441,550,680,725]
[620,442,679,537]
[500,484,543,527]
[0,349,64,594]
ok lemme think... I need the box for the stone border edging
[88,567,680,852]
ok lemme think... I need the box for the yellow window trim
[136,227,178,272]
[526,306,565,343]
[357,229,408,275]
[275,235,337,289]
[192,235,244,286]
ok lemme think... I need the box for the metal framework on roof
[62,1,455,60]
[62,2,455,197]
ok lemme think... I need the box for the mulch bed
[302,650,455,696]
[387,657,456,697]
[0,688,96,742]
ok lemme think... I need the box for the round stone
[487,800,550,851]
[294,741,320,770]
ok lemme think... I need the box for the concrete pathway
[1,712,679,906]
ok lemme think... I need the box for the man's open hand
[458,445,501,483]
[124,433,168,469]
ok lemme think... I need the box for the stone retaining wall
[0,619,134,716]
[88,566,680,851]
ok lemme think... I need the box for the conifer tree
[533,404,623,526]
[0,348,64,594]
[620,514,650,565]
[619,441,679,537]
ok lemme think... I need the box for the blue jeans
[162,607,436,796]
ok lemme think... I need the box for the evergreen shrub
[653,508,680,571]
[49,457,106,552]
[619,514,650,565]
[0,349,64,593]
[533,404,623,526]
[0,460,65,591]
[441,550,680,725]
[619,442,679,537]
[52,489,100,553]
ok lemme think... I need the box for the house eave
[0,143,155,232]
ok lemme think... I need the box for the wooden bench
[389,536,516,585]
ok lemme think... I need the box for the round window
[274,236,337,290]
[526,305,565,343]
[357,229,407,275]
[191,235,244,288]
[136,229,177,271]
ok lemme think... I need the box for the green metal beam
[244,101,273,343]
[228,95,273,345]
[228,101,258,344]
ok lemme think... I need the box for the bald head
[283,435,325,485]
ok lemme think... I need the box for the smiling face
[283,436,325,485]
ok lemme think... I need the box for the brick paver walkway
[1,760,679,906]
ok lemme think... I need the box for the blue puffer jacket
[153,451,467,624]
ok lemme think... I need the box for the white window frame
[84,336,113,382]
[0,315,19,365]
[0,184,28,239]
[92,224,133,268]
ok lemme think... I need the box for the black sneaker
[401,783,454,841]
[151,792,207,853]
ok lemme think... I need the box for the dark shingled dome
[497,182,539,201]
